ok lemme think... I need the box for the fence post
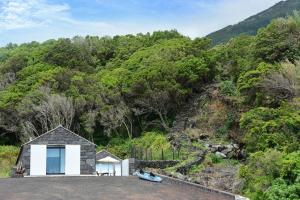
[161,149,164,160]
[134,146,136,159]
[173,148,175,160]
[145,149,148,160]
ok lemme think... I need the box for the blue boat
[136,169,163,183]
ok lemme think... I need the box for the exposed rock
[232,178,246,194]
[210,147,218,153]
[198,133,210,140]
[221,148,232,156]
[235,195,250,200]
[215,151,227,158]
[226,144,234,151]
[193,166,239,192]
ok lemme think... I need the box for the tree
[237,62,276,105]
[133,90,172,131]
[260,61,300,104]
[254,13,300,63]
[240,101,300,153]
[99,99,133,139]
[21,88,75,142]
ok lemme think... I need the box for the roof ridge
[96,149,122,161]
[21,125,96,146]
[60,126,97,146]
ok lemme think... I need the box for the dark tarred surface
[0,176,232,200]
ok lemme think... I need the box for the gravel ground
[0,176,233,200]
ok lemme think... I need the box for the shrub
[0,146,19,177]
[240,102,300,153]
[240,150,300,200]
[220,80,237,96]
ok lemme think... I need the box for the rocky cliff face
[166,84,245,193]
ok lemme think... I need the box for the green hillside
[0,10,300,200]
[207,0,300,45]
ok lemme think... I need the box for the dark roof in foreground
[0,176,235,200]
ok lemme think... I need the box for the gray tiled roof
[96,150,122,161]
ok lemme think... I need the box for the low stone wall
[128,158,179,174]
[135,160,179,169]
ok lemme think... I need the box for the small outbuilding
[96,150,124,176]
[16,125,96,176]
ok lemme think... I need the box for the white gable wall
[30,145,47,175]
[65,145,81,175]
[96,163,121,176]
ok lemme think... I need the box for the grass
[0,146,19,178]
[98,131,180,160]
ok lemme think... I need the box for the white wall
[96,163,121,176]
[122,159,129,176]
[30,145,46,176]
[65,145,81,175]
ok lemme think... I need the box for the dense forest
[208,0,300,45]
[1,11,300,200]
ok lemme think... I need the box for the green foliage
[102,131,173,160]
[0,146,19,177]
[0,64,62,108]
[264,178,300,200]
[220,80,237,96]
[208,0,300,45]
[237,62,277,105]
[240,101,300,153]
[216,112,235,137]
[104,138,133,159]
[189,163,204,174]
[1,11,300,199]
[209,153,223,164]
[239,150,300,200]
[254,13,300,63]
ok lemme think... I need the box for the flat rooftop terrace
[0,176,234,200]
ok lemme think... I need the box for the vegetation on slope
[0,146,19,177]
[207,0,300,45]
[0,9,300,200]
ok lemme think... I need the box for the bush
[132,132,174,160]
[239,150,300,200]
[240,102,300,153]
[0,146,19,177]
[264,178,300,200]
[220,80,237,96]
[103,132,174,160]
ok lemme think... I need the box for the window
[46,147,65,174]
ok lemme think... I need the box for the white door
[30,145,46,176]
[115,163,121,176]
[65,145,80,175]
[122,159,129,176]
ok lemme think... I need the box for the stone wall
[128,158,179,174]
[135,160,179,169]
[18,145,30,175]
[80,145,96,175]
